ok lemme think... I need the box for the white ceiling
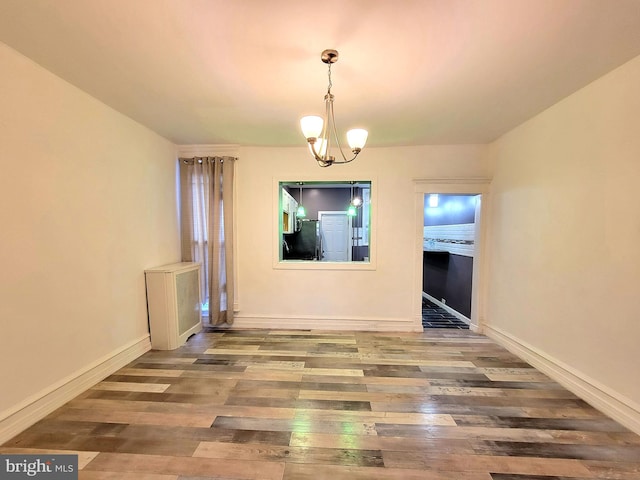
[1,0,639,147]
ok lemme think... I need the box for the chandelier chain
[327,63,333,93]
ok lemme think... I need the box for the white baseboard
[231,314,423,332]
[484,324,640,435]
[422,293,471,325]
[0,335,151,444]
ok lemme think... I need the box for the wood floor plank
[91,382,171,393]
[282,463,493,479]
[2,328,639,479]
[53,408,217,428]
[80,473,178,480]
[211,415,377,436]
[194,441,384,467]
[381,451,593,476]
[293,410,456,426]
[289,431,476,454]
[82,452,285,479]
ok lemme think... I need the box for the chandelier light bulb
[300,116,323,139]
[347,129,368,151]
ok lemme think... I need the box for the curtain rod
[179,156,238,164]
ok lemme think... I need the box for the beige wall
[486,55,640,412]
[0,44,180,419]
[234,145,489,330]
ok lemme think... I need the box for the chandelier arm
[332,155,358,165]
[330,100,357,164]
[309,141,333,166]
[329,98,348,163]
[308,138,334,167]
[324,91,359,164]
[306,96,332,165]
[308,142,322,162]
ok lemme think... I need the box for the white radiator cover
[145,262,202,350]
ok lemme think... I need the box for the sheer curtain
[179,156,235,326]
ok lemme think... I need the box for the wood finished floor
[3,329,640,479]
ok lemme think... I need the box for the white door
[319,212,350,261]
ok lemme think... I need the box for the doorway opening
[422,194,480,329]
[413,179,489,332]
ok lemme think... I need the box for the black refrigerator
[283,220,319,260]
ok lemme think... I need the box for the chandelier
[300,49,368,167]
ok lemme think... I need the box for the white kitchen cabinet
[282,188,298,233]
